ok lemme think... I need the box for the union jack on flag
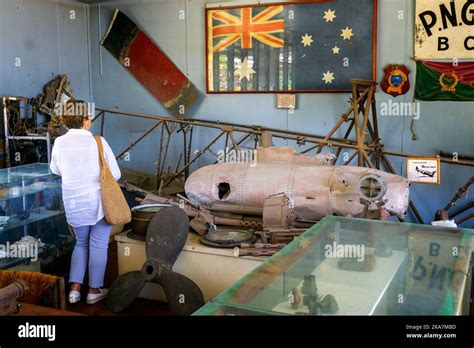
[210,5,285,52]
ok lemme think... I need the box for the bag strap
[94,135,107,180]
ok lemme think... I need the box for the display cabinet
[0,163,72,275]
[194,216,473,316]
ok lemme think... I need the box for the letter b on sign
[438,37,449,51]
[430,242,440,257]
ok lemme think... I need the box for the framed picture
[406,157,440,184]
[205,0,377,93]
[276,94,296,109]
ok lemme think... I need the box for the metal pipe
[208,203,263,216]
[362,150,374,168]
[186,126,193,179]
[448,201,474,219]
[333,120,355,162]
[181,124,187,172]
[455,212,474,225]
[359,88,374,158]
[316,88,369,155]
[46,132,51,164]
[115,121,162,160]
[442,176,474,212]
[439,151,474,161]
[343,150,359,165]
[159,123,172,176]
[91,110,104,123]
[100,112,105,136]
[156,123,165,190]
[162,131,226,188]
[96,108,347,143]
[5,136,49,141]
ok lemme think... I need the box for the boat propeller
[107,206,204,315]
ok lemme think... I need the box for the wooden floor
[66,296,172,316]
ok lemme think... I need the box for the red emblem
[381,64,410,97]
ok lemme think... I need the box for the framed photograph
[406,157,440,184]
[205,0,377,93]
[276,94,296,109]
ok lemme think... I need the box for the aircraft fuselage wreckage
[141,147,409,241]
[179,147,410,235]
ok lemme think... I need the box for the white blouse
[49,129,121,228]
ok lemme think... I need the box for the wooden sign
[415,0,474,59]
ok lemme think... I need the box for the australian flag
[206,0,376,92]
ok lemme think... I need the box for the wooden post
[351,82,363,166]
[260,131,273,148]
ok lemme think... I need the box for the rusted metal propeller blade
[146,206,189,264]
[107,206,202,315]
[157,267,204,316]
[107,271,146,313]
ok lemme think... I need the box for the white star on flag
[234,57,255,81]
[322,71,335,84]
[323,9,336,22]
[301,34,314,47]
[341,27,354,40]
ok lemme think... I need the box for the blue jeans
[69,218,112,288]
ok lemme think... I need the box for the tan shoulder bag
[94,135,131,225]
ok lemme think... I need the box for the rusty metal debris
[101,80,473,227]
[138,144,410,249]
[240,242,285,249]
[34,75,73,138]
[201,228,257,248]
[1,75,76,167]
[260,228,308,245]
[2,96,51,166]
[36,75,73,116]
[263,193,295,230]
[107,207,204,315]
[296,274,339,315]
[235,242,285,257]
[129,204,171,240]
[108,79,474,238]
[236,249,278,257]
[185,159,410,222]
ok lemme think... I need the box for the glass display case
[194,216,473,316]
[0,163,73,275]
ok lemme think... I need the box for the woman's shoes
[68,290,81,304]
[86,288,109,304]
[68,288,109,304]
